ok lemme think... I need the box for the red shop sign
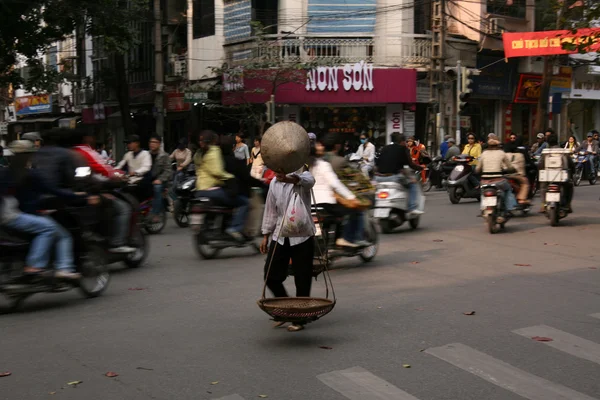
[165,92,190,112]
[514,74,542,104]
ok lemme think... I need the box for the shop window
[252,0,278,35]
[487,0,526,19]
[193,0,216,39]
[414,0,431,34]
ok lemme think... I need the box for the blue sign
[15,94,53,116]
[472,55,518,99]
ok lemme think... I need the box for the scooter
[172,174,196,228]
[311,205,378,268]
[540,149,572,226]
[480,180,512,234]
[189,195,260,260]
[373,171,426,234]
[573,151,597,186]
[447,155,480,204]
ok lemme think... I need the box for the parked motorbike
[374,172,425,234]
[189,195,260,260]
[447,155,480,204]
[311,205,378,267]
[480,180,511,234]
[573,151,597,186]
[172,174,196,228]
[0,168,110,312]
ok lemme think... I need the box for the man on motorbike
[475,135,518,217]
[148,135,171,222]
[445,137,460,160]
[23,130,76,189]
[321,132,348,172]
[116,135,153,201]
[73,131,135,253]
[504,140,530,206]
[0,140,89,280]
[577,132,599,177]
[539,134,575,213]
[531,133,548,156]
[375,133,424,215]
[355,134,376,178]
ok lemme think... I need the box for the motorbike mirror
[75,167,92,178]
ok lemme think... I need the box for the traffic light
[458,66,473,113]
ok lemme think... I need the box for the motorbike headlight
[182,181,193,190]
[455,165,464,172]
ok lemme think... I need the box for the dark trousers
[264,237,314,298]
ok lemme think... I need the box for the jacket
[32,145,76,189]
[462,143,482,165]
[170,148,192,168]
[310,158,355,204]
[116,150,152,176]
[196,146,234,190]
[475,149,514,178]
[445,145,461,160]
[577,140,599,154]
[151,150,172,183]
[506,152,526,176]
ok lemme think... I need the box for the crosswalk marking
[425,343,597,400]
[591,313,600,320]
[212,395,245,400]
[513,325,600,365]
[317,366,421,400]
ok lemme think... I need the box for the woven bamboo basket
[257,297,335,323]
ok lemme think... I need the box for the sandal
[273,321,287,328]
[287,324,305,332]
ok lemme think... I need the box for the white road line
[591,313,600,320]
[317,366,421,400]
[425,343,597,400]
[212,395,245,400]
[513,325,600,365]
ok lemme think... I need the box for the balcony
[225,34,468,70]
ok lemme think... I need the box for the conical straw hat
[261,121,310,174]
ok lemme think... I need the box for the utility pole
[430,0,447,154]
[455,59,462,145]
[154,0,164,138]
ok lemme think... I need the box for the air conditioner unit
[487,18,505,35]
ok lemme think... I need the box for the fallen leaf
[532,336,553,342]
[49,392,56,395]
[67,381,82,386]
[529,231,536,234]
[589,267,597,270]
[136,367,154,371]
[211,381,219,385]
[433,239,443,242]
[411,261,420,264]
[419,349,426,352]
[128,287,146,291]
[514,263,532,267]
[377,306,382,309]
[105,372,118,378]
[0,372,11,378]
[319,346,333,350]
[402,364,411,368]
[463,311,476,316]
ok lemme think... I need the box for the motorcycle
[540,149,572,226]
[573,151,597,186]
[374,172,425,234]
[0,168,110,312]
[189,195,260,259]
[480,180,512,234]
[447,155,480,204]
[428,156,454,189]
[311,205,378,268]
[172,174,196,228]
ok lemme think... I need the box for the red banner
[503,28,600,58]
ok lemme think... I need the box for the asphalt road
[2,184,600,400]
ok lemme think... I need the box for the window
[487,0,526,19]
[414,0,431,34]
[252,0,278,34]
[193,0,215,39]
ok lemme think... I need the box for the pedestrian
[260,166,316,332]
[250,136,264,180]
[234,133,250,165]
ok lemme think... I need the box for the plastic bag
[279,191,315,237]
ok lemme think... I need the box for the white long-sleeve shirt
[116,150,152,176]
[356,142,376,166]
[310,159,355,204]
[261,171,315,246]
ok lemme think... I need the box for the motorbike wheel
[448,187,462,204]
[173,200,190,228]
[145,211,166,234]
[78,244,110,298]
[422,179,432,193]
[379,219,394,234]
[590,174,597,185]
[195,233,220,260]
[409,216,420,229]
[549,207,559,227]
[0,294,30,314]
[531,177,539,198]
[487,215,499,234]
[359,220,379,262]
[574,169,582,186]
[124,227,148,268]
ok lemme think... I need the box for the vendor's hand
[260,235,269,254]
[87,195,101,206]
[128,172,136,177]
[275,172,299,184]
[153,179,162,185]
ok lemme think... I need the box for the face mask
[360,139,367,144]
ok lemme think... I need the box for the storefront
[566,67,600,142]
[222,62,417,147]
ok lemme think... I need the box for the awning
[12,117,61,124]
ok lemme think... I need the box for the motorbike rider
[148,135,171,222]
[462,133,482,188]
[23,130,76,189]
[539,134,575,213]
[355,134,376,178]
[170,138,192,176]
[440,135,451,159]
[194,130,235,198]
[375,133,424,215]
[0,140,91,280]
[475,135,518,217]
[310,136,369,248]
[72,130,136,253]
[504,139,530,206]
[322,132,348,172]
[531,133,548,156]
[21,132,42,149]
[116,134,153,201]
[445,137,460,160]
[407,136,428,182]
[577,132,599,177]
